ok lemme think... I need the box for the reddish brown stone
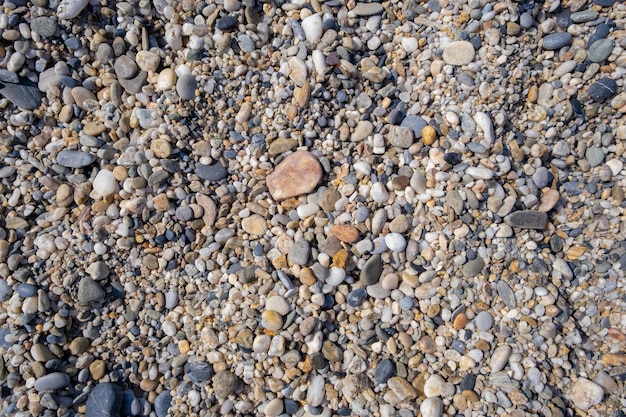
[331,224,359,243]
[266,151,322,201]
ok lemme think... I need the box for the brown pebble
[56,184,74,207]
[266,151,323,201]
[331,224,359,243]
[453,312,468,330]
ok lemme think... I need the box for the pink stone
[266,151,322,201]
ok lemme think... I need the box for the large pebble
[588,78,618,102]
[360,255,383,285]
[302,14,323,44]
[442,41,475,66]
[77,277,104,304]
[542,33,572,50]
[57,0,89,19]
[196,161,228,182]
[86,383,122,417]
[56,150,96,168]
[588,39,613,63]
[352,2,384,16]
[154,390,172,417]
[136,51,160,72]
[93,169,117,197]
[424,374,445,397]
[212,371,239,398]
[490,345,512,372]
[34,372,70,391]
[306,375,325,406]
[570,378,604,410]
[504,210,547,229]
[420,397,443,417]
[266,151,322,200]
[176,74,197,100]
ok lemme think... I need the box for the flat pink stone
[267,151,322,201]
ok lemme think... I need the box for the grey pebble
[154,390,172,417]
[0,69,19,83]
[497,280,516,309]
[588,24,610,47]
[587,39,613,63]
[216,16,239,31]
[77,277,105,304]
[532,166,551,188]
[185,360,213,383]
[288,240,310,266]
[570,9,598,23]
[196,161,228,182]
[56,150,96,168]
[17,283,37,298]
[542,33,572,50]
[34,372,70,391]
[475,311,494,331]
[520,12,534,28]
[585,146,605,167]
[347,288,367,307]
[400,115,427,138]
[86,383,122,417]
[374,359,396,385]
[462,257,485,277]
[30,16,58,38]
[360,254,383,285]
[175,205,194,222]
[238,34,256,53]
[176,74,197,100]
[118,70,147,94]
[0,79,42,110]
[213,370,239,398]
[504,210,548,230]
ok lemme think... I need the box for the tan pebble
[113,166,128,181]
[150,138,171,158]
[475,339,491,351]
[83,122,106,136]
[462,390,480,402]
[300,267,316,286]
[537,189,560,212]
[527,85,538,103]
[139,378,159,391]
[56,184,74,207]
[261,310,283,331]
[195,193,217,227]
[331,249,350,268]
[602,353,626,366]
[157,68,176,91]
[421,126,437,145]
[89,360,106,380]
[266,151,322,201]
[241,214,267,236]
[178,340,190,354]
[59,104,74,123]
[71,86,97,110]
[136,50,160,72]
[152,193,170,211]
[331,224,359,243]
[453,312,468,330]
[294,81,311,107]
[74,183,92,204]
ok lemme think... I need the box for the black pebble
[588,78,618,102]
[216,16,238,31]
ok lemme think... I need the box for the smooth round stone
[264,398,284,417]
[400,115,427,137]
[288,240,310,266]
[216,16,238,31]
[520,12,534,28]
[306,375,325,407]
[532,166,550,188]
[93,169,117,197]
[504,210,548,229]
[262,310,283,331]
[384,233,406,253]
[266,151,322,200]
[442,41,475,66]
[475,311,494,331]
[374,359,396,384]
[136,51,160,72]
[490,345,512,372]
[266,295,290,315]
[347,288,367,307]
[224,0,240,11]
[242,214,267,236]
[34,372,70,391]
[157,69,176,91]
[326,267,345,286]
[402,37,418,53]
[588,78,618,102]
[593,0,616,6]
[585,146,605,167]
[571,9,598,23]
[588,39,613,63]
[77,277,104,304]
[420,397,443,417]
[175,205,194,222]
[17,283,37,298]
[57,0,89,19]
[56,150,96,168]
[570,378,604,410]
[424,374,445,397]
[400,297,413,310]
[360,255,383,285]
[462,257,484,277]
[176,74,197,100]
[542,32,572,50]
[352,2,384,16]
[301,13,323,44]
[370,182,389,203]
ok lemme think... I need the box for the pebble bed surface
[0,0,625,416]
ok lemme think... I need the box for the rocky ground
[0,0,626,416]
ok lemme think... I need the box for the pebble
[154,390,172,417]
[266,295,290,315]
[196,161,228,182]
[424,374,445,397]
[56,150,96,168]
[462,257,484,277]
[490,345,512,372]
[57,0,89,19]
[288,240,310,266]
[77,277,105,304]
[420,398,443,417]
[136,51,160,72]
[306,375,325,407]
[302,14,323,44]
[0,80,42,110]
[374,359,395,385]
[442,41,475,66]
[176,74,197,100]
[93,169,117,197]
[86,383,122,417]
[384,233,406,252]
[347,288,368,307]
[570,378,604,410]
[400,115,427,138]
[588,78,618,102]
[34,372,70,391]
[542,33,572,50]
[266,151,322,200]
[475,311,494,331]
[262,310,283,331]
[588,39,613,63]
[352,3,384,16]
[264,398,283,417]
[505,210,548,230]
[213,371,239,398]
[360,255,383,285]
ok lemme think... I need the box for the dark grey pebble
[185,360,213,383]
[154,391,172,417]
[588,77,618,102]
[444,152,463,165]
[550,235,564,252]
[374,359,396,384]
[460,374,476,391]
[56,150,96,168]
[287,239,310,266]
[216,16,238,30]
[0,69,19,83]
[542,33,572,50]
[118,70,147,94]
[347,288,367,307]
[504,210,548,230]
[594,0,616,6]
[451,339,466,353]
[588,24,610,47]
[196,161,228,182]
[176,73,197,100]
[496,280,516,309]
[360,254,383,286]
[0,79,42,110]
[77,277,105,304]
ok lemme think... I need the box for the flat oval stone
[442,41,475,66]
[56,150,96,168]
[34,372,70,391]
[542,33,572,50]
[266,151,322,201]
[352,2,384,16]
[504,210,548,230]
[588,77,618,102]
[216,16,238,31]
[196,161,228,182]
[57,0,89,20]
[490,345,512,372]
[588,38,613,63]
[176,74,197,100]
[360,254,383,285]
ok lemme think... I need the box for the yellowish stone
[421,126,437,145]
